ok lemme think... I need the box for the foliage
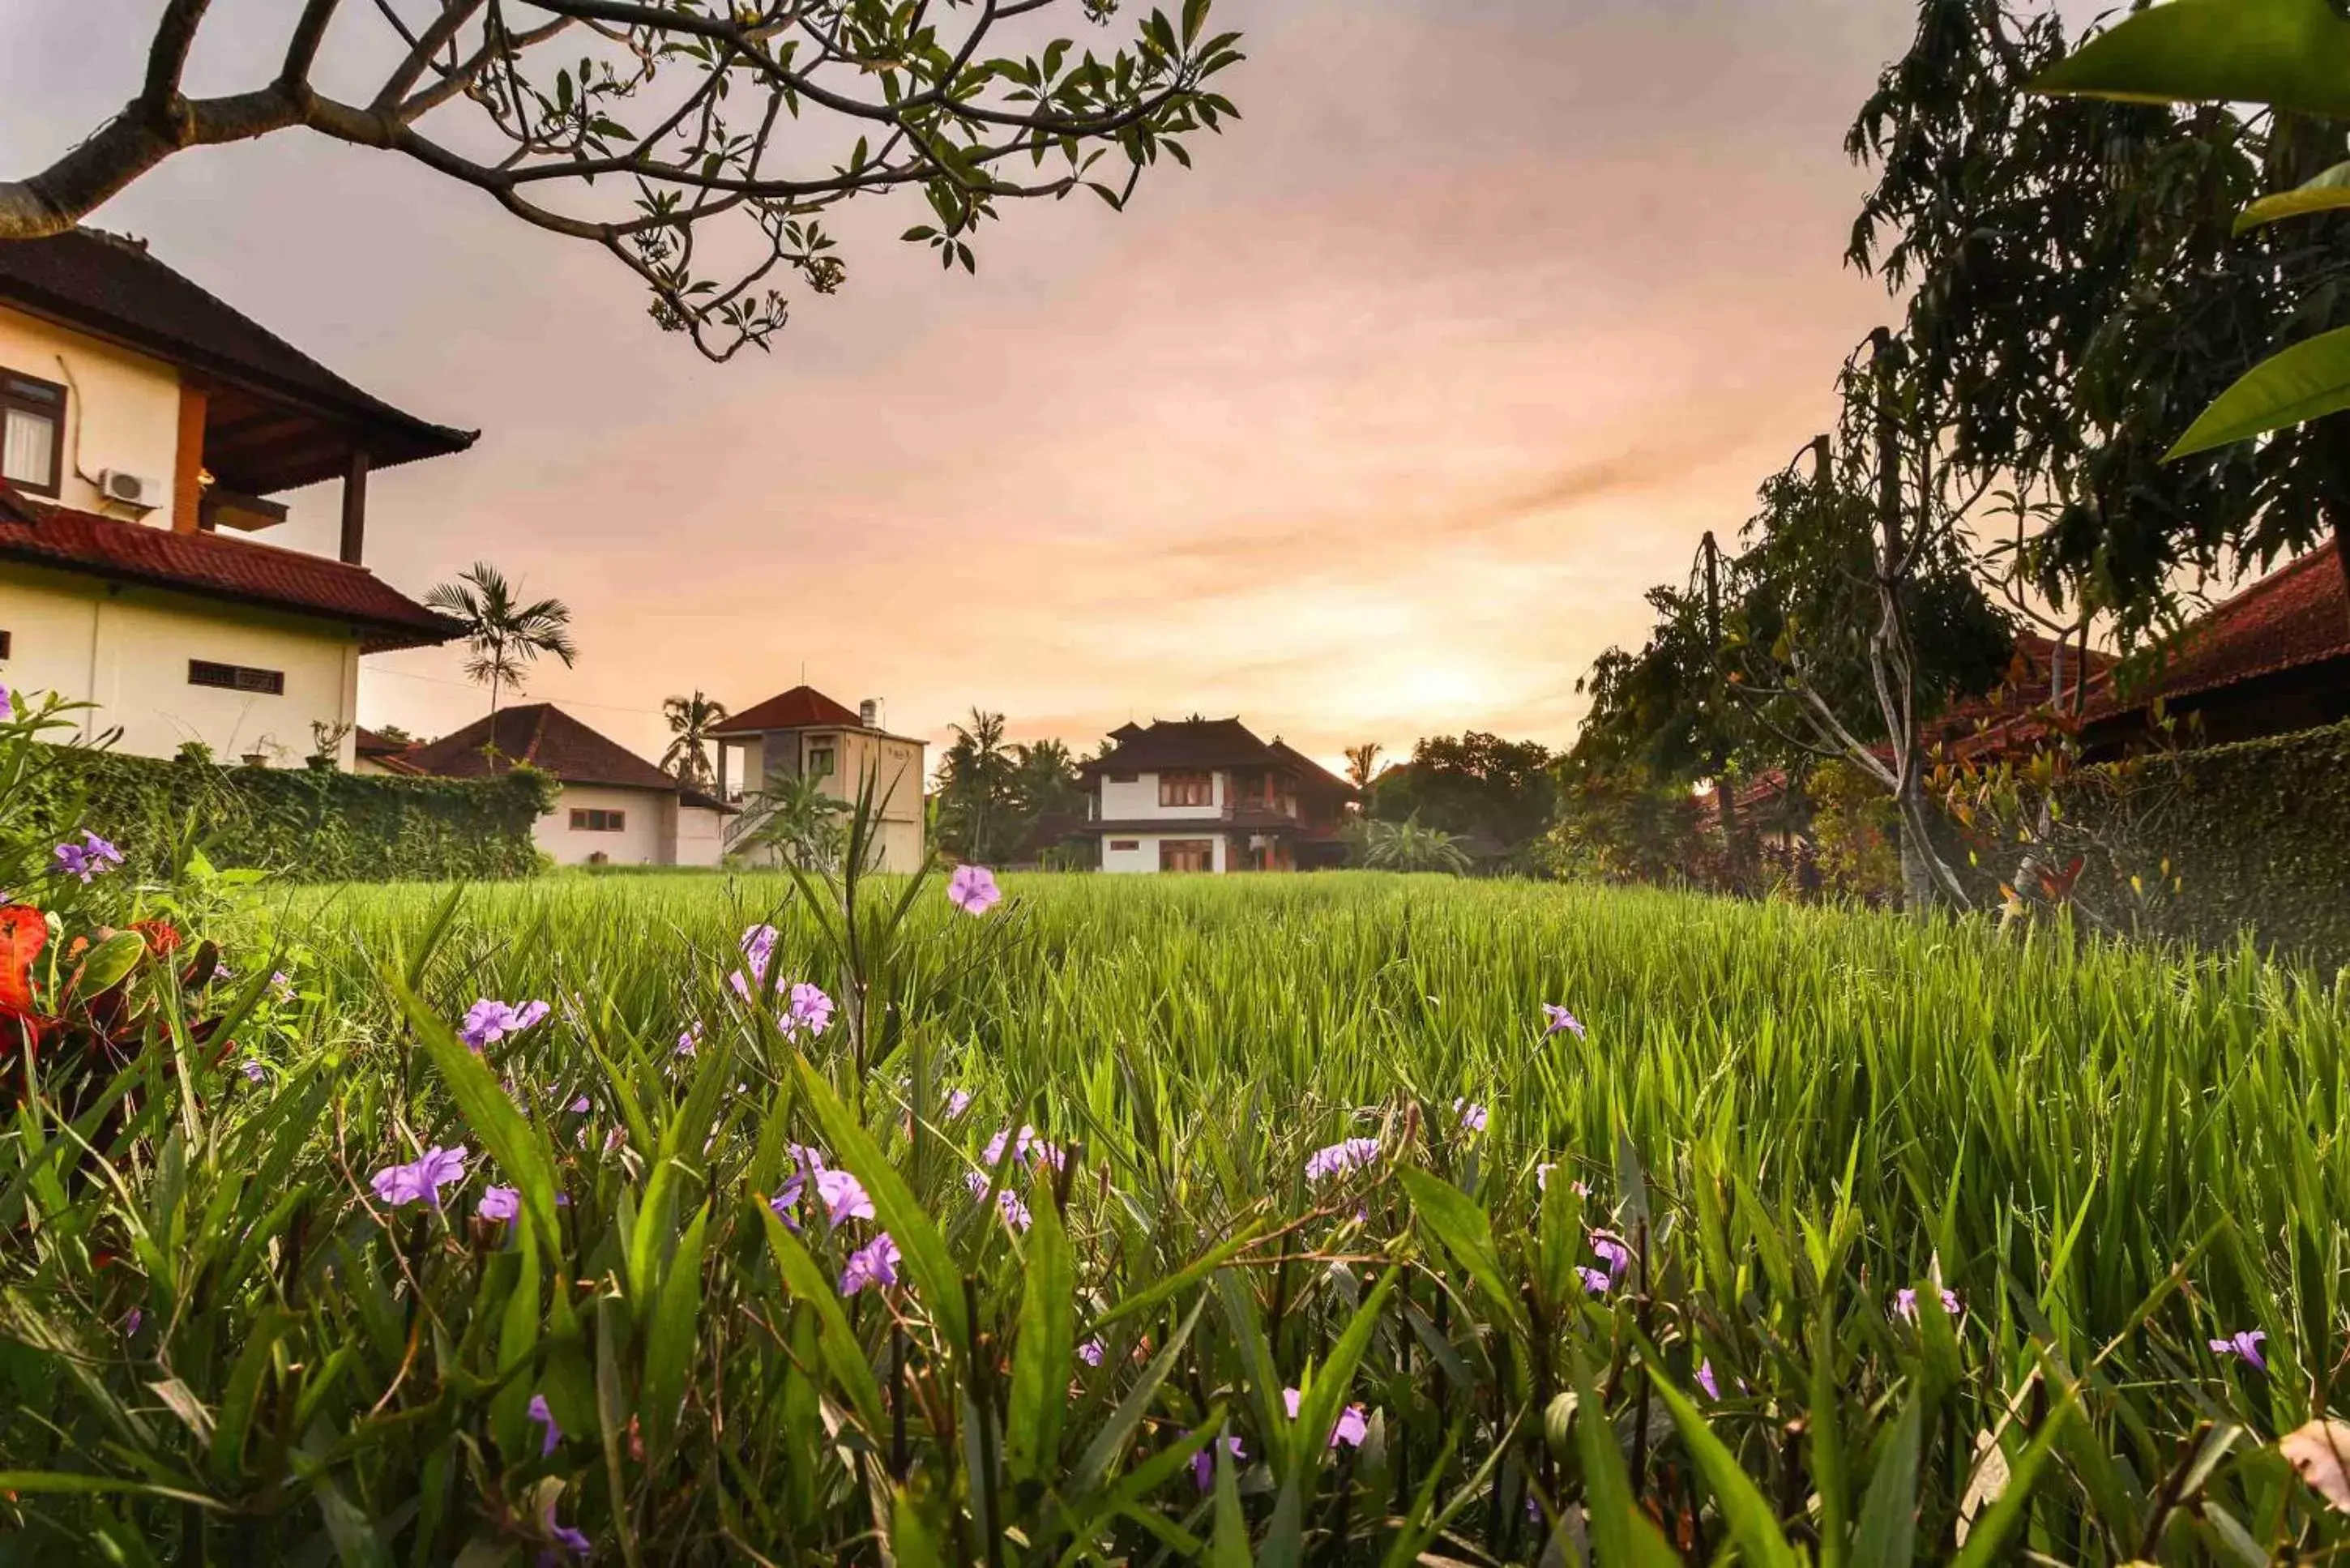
[10,851,2350,1561]
[423,562,579,722]
[25,737,554,884]
[1805,758,1904,905]
[0,2,1246,361]
[739,770,849,871]
[934,715,1086,865]
[1365,732,1556,857]
[1348,813,1471,874]
[660,692,728,788]
[1342,743,1384,791]
[1538,758,1707,887]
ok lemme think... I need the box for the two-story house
[1076,716,1355,873]
[710,685,927,872]
[0,228,469,767]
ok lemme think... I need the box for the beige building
[1076,717,1356,874]
[711,686,926,873]
[403,704,732,868]
[0,229,468,763]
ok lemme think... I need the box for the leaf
[2237,159,2350,232]
[1068,1292,1206,1497]
[1948,1388,2079,1568]
[0,903,46,1021]
[641,1200,709,1455]
[1852,1390,1924,1568]
[2166,326,2350,456]
[1567,1347,1681,1568]
[759,1205,884,1429]
[1396,1167,1527,1335]
[0,1472,225,1509]
[1650,1368,1800,1568]
[2280,1419,2350,1514]
[2031,0,2350,119]
[791,1053,968,1358]
[395,973,562,1249]
[76,930,146,994]
[1210,1425,1250,1568]
[1005,1185,1075,1483]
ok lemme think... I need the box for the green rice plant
[2,763,2348,1562]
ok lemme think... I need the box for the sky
[0,0,1925,773]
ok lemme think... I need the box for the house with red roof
[1075,716,1356,873]
[708,685,927,872]
[0,228,469,766]
[402,703,732,867]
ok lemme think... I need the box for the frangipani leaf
[2167,326,2350,456]
[2032,0,2350,118]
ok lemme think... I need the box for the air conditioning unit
[99,470,161,510]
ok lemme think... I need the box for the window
[0,630,12,660]
[806,744,835,778]
[1107,839,1139,852]
[1,370,65,498]
[1160,771,1213,807]
[1109,771,1139,784]
[570,808,627,832]
[188,659,285,695]
[1159,839,1214,873]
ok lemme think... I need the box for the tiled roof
[2087,539,2348,716]
[1266,739,1359,798]
[1081,717,1280,774]
[0,229,473,478]
[711,684,865,736]
[406,703,729,810]
[354,727,427,774]
[0,485,459,652]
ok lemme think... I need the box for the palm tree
[746,771,848,869]
[661,690,728,788]
[1356,814,1471,874]
[424,562,579,724]
[1344,742,1383,789]
[936,709,1017,861]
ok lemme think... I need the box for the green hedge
[26,747,557,882]
[2064,720,2350,972]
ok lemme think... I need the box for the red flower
[0,904,47,1025]
[131,919,183,956]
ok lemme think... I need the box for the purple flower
[1892,1286,1962,1324]
[729,924,779,998]
[2210,1329,2267,1369]
[1079,1338,1105,1367]
[676,1025,700,1057]
[982,1125,1065,1173]
[1576,1267,1612,1294]
[814,1168,875,1228]
[1282,1386,1368,1448]
[998,1188,1033,1231]
[1542,1004,1585,1040]
[1590,1232,1632,1281]
[1696,1360,1720,1400]
[569,1095,592,1114]
[0,683,12,714]
[370,1145,468,1208]
[270,971,293,999]
[840,1231,901,1295]
[945,1089,973,1119]
[528,1392,562,1455]
[479,1186,521,1222]
[1193,1434,1246,1492]
[785,981,835,1038]
[122,1307,142,1337]
[947,864,1002,915]
[460,998,548,1051]
[1304,1136,1382,1182]
[53,830,125,883]
[1452,1098,1488,1134]
[239,1059,267,1083]
[538,1496,590,1561]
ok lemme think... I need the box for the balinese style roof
[354,728,427,774]
[1267,739,1358,798]
[1081,716,1279,775]
[2089,539,2348,716]
[711,684,865,737]
[0,485,459,652]
[406,703,729,810]
[0,229,476,493]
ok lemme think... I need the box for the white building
[0,228,470,764]
[711,685,926,874]
[1077,717,1355,874]
[404,704,732,867]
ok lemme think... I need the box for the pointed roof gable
[1079,716,1280,775]
[711,684,865,736]
[2093,539,2348,713]
[406,703,727,809]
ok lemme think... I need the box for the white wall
[674,802,728,868]
[0,307,186,530]
[0,562,361,766]
[535,783,666,865]
[1099,831,1228,874]
[1098,769,1227,822]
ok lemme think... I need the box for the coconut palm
[424,562,579,723]
[661,690,728,788]
[746,771,849,870]
[1344,743,1383,789]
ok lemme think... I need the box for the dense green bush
[22,745,555,882]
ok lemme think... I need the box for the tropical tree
[1352,814,1472,874]
[660,690,728,788]
[933,710,1018,863]
[744,771,848,871]
[423,562,578,724]
[1365,733,1556,855]
[1007,739,1086,860]
[1342,743,1384,790]
[0,2,1246,361]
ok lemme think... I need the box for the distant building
[1075,716,1354,873]
[404,703,731,867]
[0,228,470,766]
[353,726,425,775]
[709,686,925,873]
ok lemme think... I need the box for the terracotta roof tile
[406,703,730,810]
[0,485,459,652]
[711,685,865,736]
[2090,539,2348,715]
[1080,717,1280,774]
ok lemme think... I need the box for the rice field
[6,865,2349,1563]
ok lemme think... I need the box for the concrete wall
[675,801,728,868]
[0,562,360,767]
[1098,769,1227,822]
[1100,831,1227,874]
[0,307,187,531]
[535,783,666,865]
